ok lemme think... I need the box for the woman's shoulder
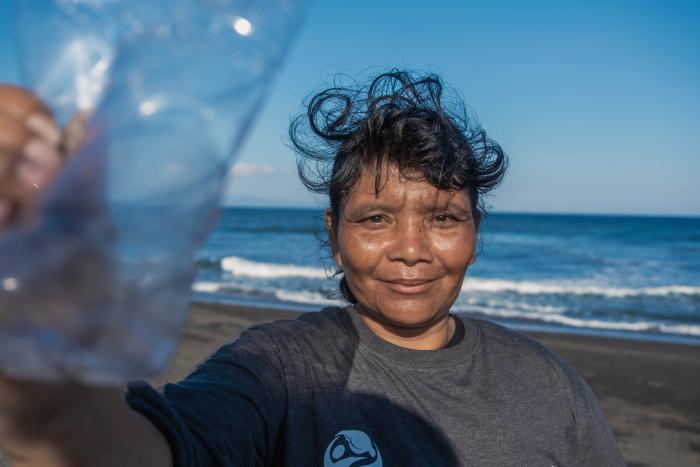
[231,306,353,351]
[186,307,353,383]
[462,316,556,352]
[460,316,580,382]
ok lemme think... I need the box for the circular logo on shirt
[323,430,383,467]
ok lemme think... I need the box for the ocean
[193,208,700,344]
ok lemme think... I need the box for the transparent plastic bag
[0,0,310,383]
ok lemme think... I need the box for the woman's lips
[381,278,437,295]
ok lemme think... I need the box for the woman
[0,71,625,466]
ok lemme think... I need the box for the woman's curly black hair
[290,70,507,303]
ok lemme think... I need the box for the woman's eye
[434,214,456,224]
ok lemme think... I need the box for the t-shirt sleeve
[557,359,626,466]
[126,326,287,467]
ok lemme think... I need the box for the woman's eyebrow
[425,202,471,215]
[346,202,472,218]
[344,202,399,217]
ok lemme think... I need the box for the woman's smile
[379,278,439,295]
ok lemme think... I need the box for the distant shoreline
[192,294,700,346]
[220,205,700,219]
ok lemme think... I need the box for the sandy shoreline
[154,302,700,467]
[1,302,698,466]
[527,331,700,466]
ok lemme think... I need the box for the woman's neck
[357,308,455,350]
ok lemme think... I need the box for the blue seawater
[193,208,700,342]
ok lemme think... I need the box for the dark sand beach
[154,302,700,467]
[2,302,699,466]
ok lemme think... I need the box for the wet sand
[154,302,700,467]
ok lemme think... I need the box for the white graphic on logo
[323,430,383,467]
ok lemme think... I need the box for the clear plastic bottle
[0,0,310,383]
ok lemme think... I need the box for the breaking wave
[462,278,700,298]
[220,256,329,279]
[214,256,700,298]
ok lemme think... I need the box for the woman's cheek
[338,229,387,271]
[433,230,476,266]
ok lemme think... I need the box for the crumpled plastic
[0,0,310,384]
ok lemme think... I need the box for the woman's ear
[324,208,342,268]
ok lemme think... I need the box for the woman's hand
[0,84,77,457]
[0,84,65,229]
[0,85,171,467]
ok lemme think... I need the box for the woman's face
[328,164,477,329]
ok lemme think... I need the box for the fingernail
[22,139,60,172]
[26,113,61,146]
[16,160,49,189]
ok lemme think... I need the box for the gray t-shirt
[127,307,625,466]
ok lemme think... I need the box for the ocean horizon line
[220,204,700,220]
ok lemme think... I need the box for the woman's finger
[15,159,51,191]
[0,86,65,231]
[26,113,62,147]
[0,111,62,203]
[22,138,62,177]
[0,146,48,202]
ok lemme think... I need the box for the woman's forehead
[345,165,471,211]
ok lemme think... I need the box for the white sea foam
[462,278,700,298]
[216,256,699,299]
[192,278,699,337]
[273,289,344,306]
[220,256,328,279]
[483,299,566,314]
[453,305,700,336]
[192,281,222,293]
[193,280,342,307]
[192,281,259,295]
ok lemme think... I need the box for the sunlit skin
[326,164,478,350]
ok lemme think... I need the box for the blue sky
[1,1,698,215]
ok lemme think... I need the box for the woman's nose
[387,220,433,266]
